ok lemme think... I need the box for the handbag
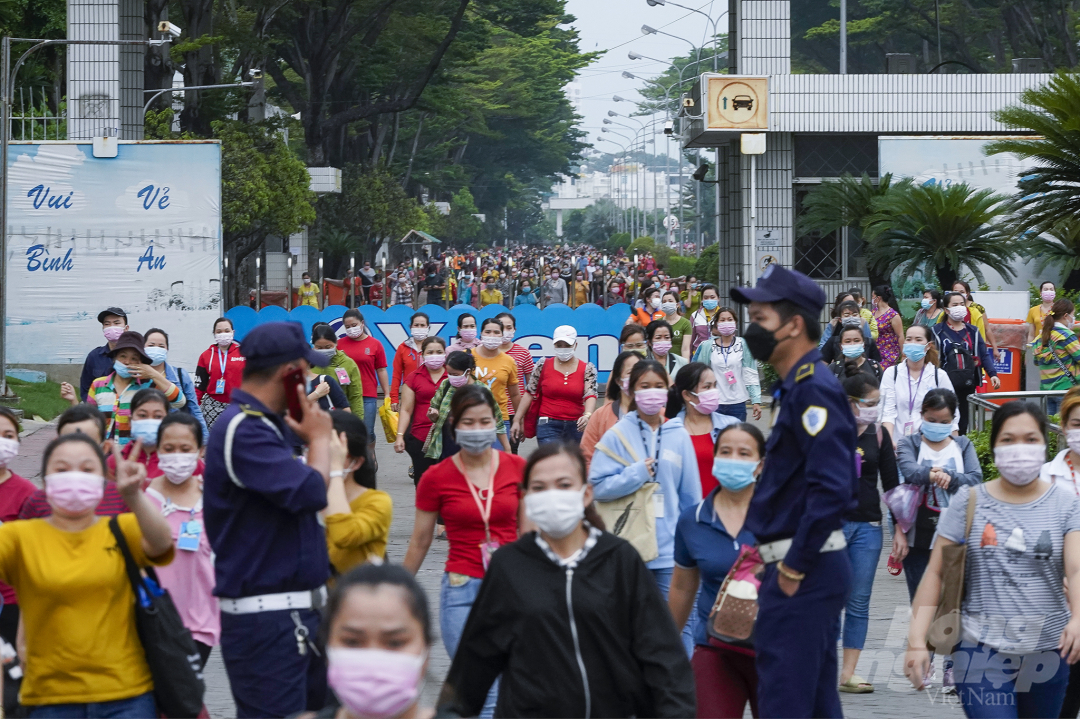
[592,426,659,562]
[378,397,399,443]
[108,518,205,718]
[523,358,551,439]
[706,544,763,650]
[925,486,977,654]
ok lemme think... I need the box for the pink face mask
[326,647,426,719]
[651,340,672,356]
[717,321,737,336]
[1042,290,1056,303]
[448,373,470,388]
[634,388,669,416]
[424,354,447,370]
[0,438,18,469]
[692,388,721,415]
[103,326,124,342]
[45,471,105,514]
[459,328,477,342]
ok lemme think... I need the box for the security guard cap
[241,321,326,371]
[730,264,826,315]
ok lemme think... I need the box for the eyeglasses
[623,342,647,351]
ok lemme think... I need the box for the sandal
[839,675,874,694]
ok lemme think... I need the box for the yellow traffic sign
[707,77,768,130]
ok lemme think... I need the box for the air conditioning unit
[1012,58,1044,74]
[886,53,917,74]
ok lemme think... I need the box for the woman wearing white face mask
[0,433,173,715]
[581,351,641,469]
[439,441,696,719]
[391,313,431,413]
[404,385,526,718]
[905,402,1080,718]
[511,325,597,446]
[395,337,449,485]
[145,413,217,670]
[317,563,434,719]
[589,360,702,654]
[144,328,208,442]
[692,307,762,422]
[664,363,739,497]
[834,359,899,694]
[933,292,1001,434]
[195,317,245,428]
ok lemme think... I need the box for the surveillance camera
[248,68,263,80]
[664,120,674,135]
[682,96,695,108]
[692,163,710,182]
[157,21,182,37]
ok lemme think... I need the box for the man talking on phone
[203,321,335,718]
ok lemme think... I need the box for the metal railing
[968,391,1065,437]
[11,86,64,140]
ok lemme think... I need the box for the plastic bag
[378,397,398,443]
[882,483,923,535]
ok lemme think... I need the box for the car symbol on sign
[732,95,754,110]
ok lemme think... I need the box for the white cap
[553,325,577,344]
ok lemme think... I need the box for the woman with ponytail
[871,285,904,368]
[664,363,739,496]
[1034,298,1080,416]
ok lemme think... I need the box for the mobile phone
[283,367,306,422]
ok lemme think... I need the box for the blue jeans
[536,418,583,445]
[1049,395,1063,418]
[650,567,696,658]
[28,693,156,719]
[717,402,747,421]
[841,521,883,650]
[363,397,378,441]
[440,573,498,717]
[952,642,1070,718]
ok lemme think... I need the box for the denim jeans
[841,521,883,650]
[536,418,583,445]
[717,402,747,421]
[440,573,498,717]
[1049,395,1063,419]
[362,397,378,440]
[902,547,932,602]
[650,567,696,658]
[28,693,156,719]
[952,642,1070,718]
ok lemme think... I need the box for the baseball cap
[553,326,577,345]
[97,307,128,323]
[730,264,826,315]
[107,331,150,363]
[241,322,325,371]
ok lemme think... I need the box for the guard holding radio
[731,265,858,719]
[203,322,335,718]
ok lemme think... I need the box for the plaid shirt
[422,380,505,460]
[87,373,183,446]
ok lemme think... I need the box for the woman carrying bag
[904,401,1080,718]
[1034,299,1080,417]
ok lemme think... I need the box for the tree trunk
[935,264,958,293]
[1063,268,1080,293]
[179,0,219,135]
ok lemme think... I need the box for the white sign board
[5,141,222,371]
[755,228,781,276]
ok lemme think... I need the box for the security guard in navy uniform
[204,321,335,718]
[732,265,858,719]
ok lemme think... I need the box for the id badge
[215,379,226,394]
[653,492,665,518]
[904,421,915,436]
[334,368,350,385]
[724,370,737,385]
[177,521,201,552]
[479,541,500,571]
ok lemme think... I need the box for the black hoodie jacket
[437,528,695,718]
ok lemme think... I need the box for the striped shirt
[87,373,184,446]
[503,343,535,415]
[1034,324,1080,391]
[938,483,1080,652]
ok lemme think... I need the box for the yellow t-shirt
[325,489,393,574]
[1027,305,1051,332]
[298,283,320,308]
[0,513,174,705]
[472,352,519,419]
[480,288,503,307]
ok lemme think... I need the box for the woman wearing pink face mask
[581,351,641,469]
[664,363,740,496]
[646,319,688,378]
[319,563,434,719]
[395,337,449,485]
[0,433,174,715]
[423,351,510,462]
[588,359,702,655]
[692,307,762,421]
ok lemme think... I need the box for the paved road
[13,419,965,718]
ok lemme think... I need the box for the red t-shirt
[415,453,525,578]
[0,472,39,605]
[404,367,447,441]
[536,360,592,421]
[337,336,387,398]
[690,432,717,495]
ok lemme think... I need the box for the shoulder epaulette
[795,363,815,382]
[239,404,264,417]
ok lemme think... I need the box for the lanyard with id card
[215,347,229,394]
[904,368,925,436]
[455,453,501,571]
[638,419,664,518]
[177,508,202,552]
[715,340,738,386]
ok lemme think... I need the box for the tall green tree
[862,182,1015,290]
[1024,220,1080,291]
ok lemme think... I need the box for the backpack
[937,329,980,392]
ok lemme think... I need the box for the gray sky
[564,0,726,159]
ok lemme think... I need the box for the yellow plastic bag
[378,397,399,443]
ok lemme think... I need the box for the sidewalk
[10,419,57,488]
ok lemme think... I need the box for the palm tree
[318,228,360,278]
[796,172,911,287]
[862,181,1015,291]
[1027,219,1080,290]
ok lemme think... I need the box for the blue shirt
[674,488,757,646]
[747,349,857,574]
[203,389,330,598]
[80,345,115,400]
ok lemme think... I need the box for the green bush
[627,236,656,255]
[653,246,672,269]
[695,244,719,285]
[969,420,1058,480]
[607,232,631,250]
[759,362,780,394]
[666,255,697,277]
[1027,281,1080,307]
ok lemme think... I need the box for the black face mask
[743,321,789,363]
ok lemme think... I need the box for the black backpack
[938,330,980,392]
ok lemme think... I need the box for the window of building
[794,135,878,179]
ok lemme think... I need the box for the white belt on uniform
[757,529,847,565]
[219,586,328,615]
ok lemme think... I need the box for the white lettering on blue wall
[26,244,74,271]
[26,185,73,210]
[137,245,166,272]
[136,184,171,210]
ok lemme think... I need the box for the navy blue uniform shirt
[80,345,115,400]
[203,389,330,598]
[746,348,858,574]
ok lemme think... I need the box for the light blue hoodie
[588,410,702,569]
